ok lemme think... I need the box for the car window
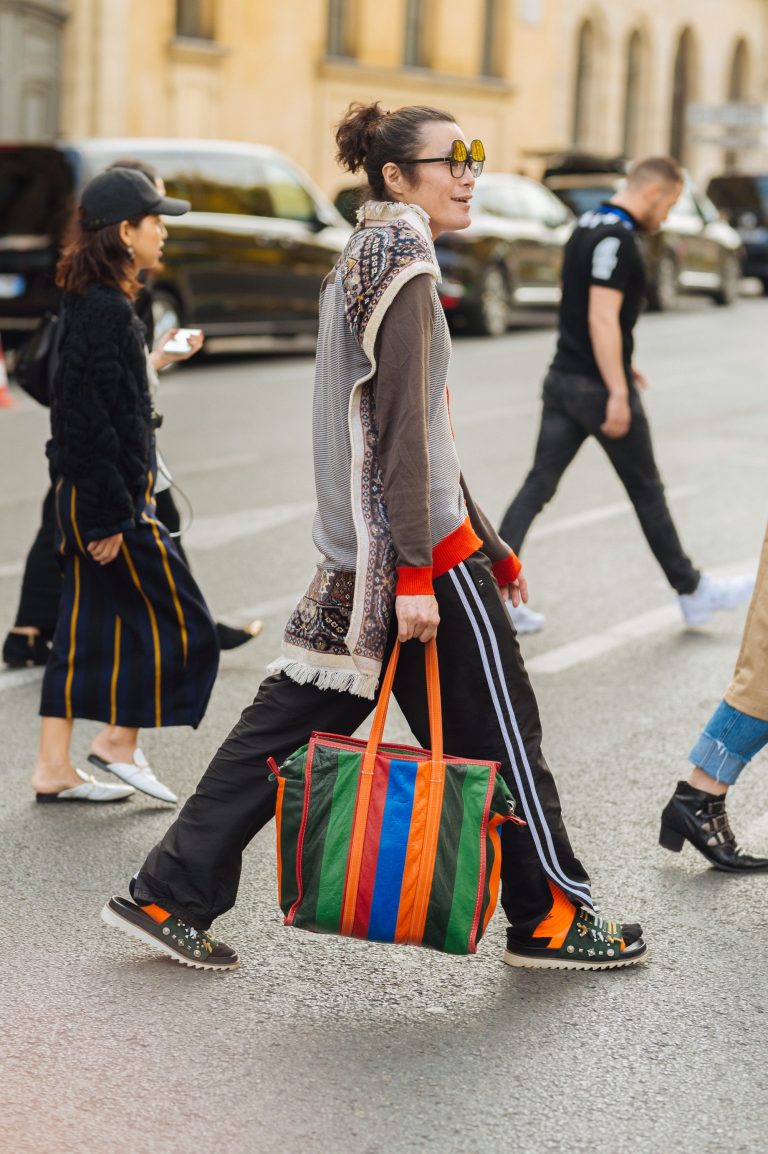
[261,159,318,223]
[0,146,75,241]
[696,192,721,225]
[708,176,762,211]
[80,146,200,203]
[552,185,613,217]
[194,154,273,217]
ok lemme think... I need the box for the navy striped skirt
[40,472,219,729]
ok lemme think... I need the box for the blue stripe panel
[366,758,418,942]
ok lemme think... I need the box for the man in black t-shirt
[499,156,753,632]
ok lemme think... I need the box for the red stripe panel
[351,753,391,937]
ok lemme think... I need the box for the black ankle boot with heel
[660,781,768,872]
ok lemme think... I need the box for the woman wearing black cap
[32,168,219,805]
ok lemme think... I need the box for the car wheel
[646,251,678,312]
[151,289,183,340]
[468,265,511,337]
[712,254,740,307]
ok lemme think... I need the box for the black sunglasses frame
[394,139,485,179]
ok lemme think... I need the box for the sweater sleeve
[460,473,522,585]
[373,274,436,597]
[52,306,138,541]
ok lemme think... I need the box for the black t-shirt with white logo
[551,204,645,384]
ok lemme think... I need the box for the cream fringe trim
[356,199,431,227]
[266,656,380,700]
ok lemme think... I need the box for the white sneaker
[507,601,546,634]
[679,572,755,626]
[88,748,178,804]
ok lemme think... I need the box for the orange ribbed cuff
[432,516,483,579]
[492,552,522,586]
[396,566,435,596]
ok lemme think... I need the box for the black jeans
[499,369,700,595]
[12,487,62,635]
[134,553,593,936]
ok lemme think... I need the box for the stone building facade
[0,0,67,139]
[3,1,768,191]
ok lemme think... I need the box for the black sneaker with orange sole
[101,896,239,971]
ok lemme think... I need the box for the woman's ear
[117,219,133,248]
[381,161,404,199]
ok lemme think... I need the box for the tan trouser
[724,523,768,721]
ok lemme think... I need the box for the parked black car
[706,173,768,292]
[542,156,743,311]
[0,139,350,348]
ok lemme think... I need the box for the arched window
[725,38,750,169]
[404,0,428,68]
[481,0,502,78]
[622,30,643,158]
[327,0,356,58]
[572,20,595,147]
[669,28,695,163]
[729,37,750,100]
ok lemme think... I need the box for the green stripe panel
[287,744,340,928]
[476,777,513,932]
[305,750,362,932]
[422,769,465,951]
[276,749,310,918]
[442,768,493,955]
[477,827,497,937]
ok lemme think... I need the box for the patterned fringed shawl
[267,202,440,699]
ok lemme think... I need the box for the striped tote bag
[272,639,521,955]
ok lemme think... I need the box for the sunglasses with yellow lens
[397,138,485,179]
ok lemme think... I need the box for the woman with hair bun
[103,104,646,972]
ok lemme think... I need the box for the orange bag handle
[365,638,443,765]
[341,638,444,937]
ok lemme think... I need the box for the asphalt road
[2,295,768,1154]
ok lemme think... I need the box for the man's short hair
[626,156,684,190]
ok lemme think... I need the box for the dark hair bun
[335,101,388,174]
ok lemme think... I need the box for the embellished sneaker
[507,601,546,635]
[679,573,754,626]
[101,895,239,971]
[503,883,647,970]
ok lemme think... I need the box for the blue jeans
[688,700,768,785]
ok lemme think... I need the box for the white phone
[163,328,202,354]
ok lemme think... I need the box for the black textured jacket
[47,285,152,542]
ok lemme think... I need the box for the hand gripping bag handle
[364,637,442,765]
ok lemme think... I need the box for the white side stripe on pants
[449,563,595,910]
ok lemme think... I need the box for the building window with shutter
[669,27,695,163]
[572,20,595,147]
[327,0,356,58]
[622,30,643,158]
[481,0,501,78]
[176,0,215,40]
[404,0,428,68]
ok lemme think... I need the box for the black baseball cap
[80,167,191,230]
